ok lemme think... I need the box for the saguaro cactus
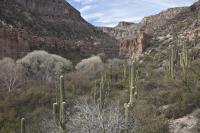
[60,102,66,130]
[53,75,66,132]
[92,80,97,104]
[180,42,189,81]
[129,62,138,105]
[169,45,176,79]
[124,103,130,127]
[124,61,138,129]
[96,71,112,110]
[21,118,25,133]
[53,103,58,122]
[123,64,127,81]
[99,74,104,110]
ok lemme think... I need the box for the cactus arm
[60,76,64,104]
[53,103,58,123]
[60,102,66,131]
[21,118,25,133]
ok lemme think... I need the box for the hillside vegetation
[0,39,200,133]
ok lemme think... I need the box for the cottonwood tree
[17,50,73,82]
[68,99,125,133]
[75,56,104,76]
[0,58,25,92]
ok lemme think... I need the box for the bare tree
[68,99,125,133]
[0,58,25,92]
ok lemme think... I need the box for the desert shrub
[139,56,200,119]
[24,108,59,133]
[17,50,73,81]
[106,58,125,68]
[0,84,57,132]
[0,101,19,133]
[75,56,104,76]
[97,53,106,62]
[0,57,25,92]
[133,101,169,133]
[66,72,93,95]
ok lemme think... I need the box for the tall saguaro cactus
[21,118,25,133]
[169,45,176,79]
[180,42,189,81]
[53,75,66,133]
[124,61,138,129]
[123,64,127,81]
[96,71,112,110]
[99,73,105,110]
[129,62,138,105]
[124,103,130,127]
[92,80,97,104]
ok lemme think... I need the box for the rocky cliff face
[100,22,138,40]
[0,0,118,61]
[101,3,198,60]
[119,32,151,60]
[191,0,200,11]
[140,7,188,33]
[100,7,187,40]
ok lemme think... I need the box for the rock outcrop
[191,0,200,11]
[119,32,151,60]
[100,22,138,40]
[170,109,200,133]
[140,7,188,33]
[0,0,118,61]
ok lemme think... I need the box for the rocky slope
[101,7,187,40]
[0,0,118,62]
[150,0,200,61]
[100,21,138,40]
[100,5,196,60]
[170,109,200,133]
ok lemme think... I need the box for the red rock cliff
[119,32,150,60]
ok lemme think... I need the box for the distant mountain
[0,0,118,62]
[100,1,200,60]
[100,7,187,40]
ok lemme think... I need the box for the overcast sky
[67,0,197,27]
